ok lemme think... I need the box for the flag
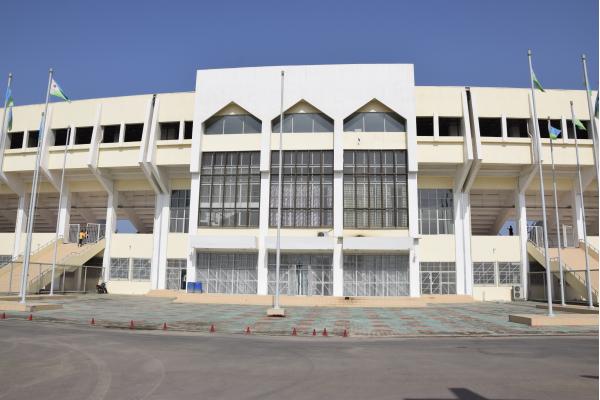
[4,87,13,131]
[549,126,561,140]
[574,118,587,131]
[50,79,69,102]
[532,71,545,92]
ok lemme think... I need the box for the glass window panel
[363,113,385,132]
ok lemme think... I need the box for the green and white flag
[50,79,70,102]
[532,71,545,92]
[5,87,14,131]
[574,118,587,131]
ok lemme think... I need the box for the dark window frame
[204,114,262,135]
[272,113,334,133]
[160,122,180,140]
[169,189,190,233]
[343,112,406,133]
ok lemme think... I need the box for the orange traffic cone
[163,322,168,331]
[245,326,251,335]
[291,327,297,336]
[27,314,32,321]
[90,318,95,325]
[342,329,348,337]
[129,320,135,329]
[1,312,6,320]
[312,329,316,336]
[322,328,328,337]
[210,324,216,333]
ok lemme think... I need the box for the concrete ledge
[509,313,599,327]
[0,295,77,302]
[0,301,63,312]
[535,304,599,314]
[267,307,286,317]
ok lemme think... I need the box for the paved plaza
[1,295,597,337]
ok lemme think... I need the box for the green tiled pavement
[3,295,597,337]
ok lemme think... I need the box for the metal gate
[84,223,105,244]
[420,262,456,295]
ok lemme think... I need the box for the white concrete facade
[0,64,597,299]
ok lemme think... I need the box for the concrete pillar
[186,173,200,284]
[257,171,270,295]
[571,186,585,243]
[151,193,169,290]
[516,189,529,299]
[118,122,125,143]
[433,113,439,138]
[408,172,420,297]
[501,114,508,140]
[462,192,473,295]
[12,195,27,259]
[178,120,185,141]
[453,189,465,295]
[332,170,344,296]
[101,191,118,282]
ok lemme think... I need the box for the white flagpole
[548,118,565,306]
[528,50,554,316]
[19,68,53,304]
[581,55,599,186]
[274,70,285,312]
[49,126,71,295]
[0,73,13,154]
[569,101,594,308]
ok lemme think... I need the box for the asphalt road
[0,321,597,400]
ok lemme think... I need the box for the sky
[1,0,598,105]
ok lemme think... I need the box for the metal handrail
[580,239,599,255]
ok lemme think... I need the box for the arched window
[271,100,333,133]
[343,100,406,133]
[204,103,262,135]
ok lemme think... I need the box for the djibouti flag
[532,71,545,92]
[50,79,70,102]
[574,118,587,131]
[548,126,561,140]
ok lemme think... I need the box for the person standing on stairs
[78,230,85,247]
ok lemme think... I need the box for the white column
[515,189,529,299]
[462,192,473,295]
[332,171,344,296]
[453,189,466,295]
[433,113,439,138]
[186,173,200,284]
[257,171,270,294]
[408,172,420,297]
[12,195,27,259]
[102,191,118,282]
[571,186,585,243]
[151,193,169,290]
[118,122,125,143]
[501,114,508,140]
[56,189,72,242]
[178,120,185,142]
[561,117,568,144]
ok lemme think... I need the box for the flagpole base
[267,307,286,317]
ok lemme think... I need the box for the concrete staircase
[527,241,598,303]
[0,239,105,294]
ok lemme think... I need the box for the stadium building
[0,64,597,303]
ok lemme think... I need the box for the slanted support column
[515,189,529,299]
[12,195,27,259]
[102,191,118,282]
[151,193,170,290]
[571,186,585,243]
[57,189,72,242]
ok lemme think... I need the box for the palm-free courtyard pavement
[2,295,597,337]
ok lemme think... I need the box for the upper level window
[272,113,333,133]
[52,128,69,146]
[199,152,260,227]
[102,125,120,143]
[439,118,462,136]
[170,189,190,233]
[418,189,454,234]
[184,121,193,139]
[75,127,93,145]
[343,150,408,229]
[160,122,179,140]
[537,119,561,139]
[124,124,143,142]
[507,119,528,138]
[8,132,23,149]
[567,119,590,139]
[27,131,39,148]
[205,114,261,135]
[479,118,501,137]
[344,112,405,132]
[416,117,434,136]
[270,150,333,228]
